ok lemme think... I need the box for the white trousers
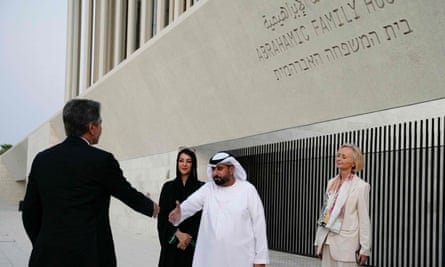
[321,245,358,267]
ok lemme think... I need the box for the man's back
[22,137,153,267]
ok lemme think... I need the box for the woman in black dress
[157,148,204,267]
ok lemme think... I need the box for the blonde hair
[340,143,364,172]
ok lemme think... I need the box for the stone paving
[0,200,319,267]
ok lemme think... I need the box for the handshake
[146,192,160,218]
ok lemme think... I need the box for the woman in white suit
[314,144,371,267]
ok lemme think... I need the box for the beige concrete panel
[77,0,444,161]
[0,113,64,182]
[109,152,173,235]
[26,121,64,180]
[0,140,28,182]
[196,99,445,154]
[0,160,25,205]
[65,0,81,101]
[109,149,210,233]
[48,112,65,142]
[82,0,94,90]
[0,141,27,204]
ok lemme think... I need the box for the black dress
[157,176,204,267]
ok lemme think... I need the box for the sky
[0,1,67,145]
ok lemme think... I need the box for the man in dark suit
[22,99,160,267]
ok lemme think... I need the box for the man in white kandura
[168,152,270,267]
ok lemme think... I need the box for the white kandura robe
[175,179,270,267]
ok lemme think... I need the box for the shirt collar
[80,137,90,145]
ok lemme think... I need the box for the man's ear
[87,122,96,134]
[229,165,235,175]
[87,121,100,137]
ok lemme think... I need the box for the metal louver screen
[230,117,444,267]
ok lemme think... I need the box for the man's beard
[213,176,230,186]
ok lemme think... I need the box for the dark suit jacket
[22,137,155,267]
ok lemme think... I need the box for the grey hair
[63,99,101,137]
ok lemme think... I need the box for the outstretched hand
[168,201,181,224]
[145,192,159,218]
[152,202,160,218]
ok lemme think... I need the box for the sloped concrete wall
[1,140,28,182]
[79,0,445,161]
[0,115,64,203]
[26,121,64,173]
[0,158,26,206]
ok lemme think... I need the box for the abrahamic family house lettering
[363,0,395,13]
[254,0,411,80]
[261,0,322,32]
[310,1,360,36]
[272,18,413,80]
[256,25,310,61]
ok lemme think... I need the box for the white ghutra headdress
[207,152,247,181]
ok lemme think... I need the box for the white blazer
[315,175,372,262]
